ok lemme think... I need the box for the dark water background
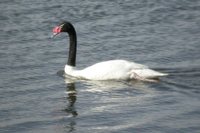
[1,0,200,133]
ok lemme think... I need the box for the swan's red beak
[52,26,62,37]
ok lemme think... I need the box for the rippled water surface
[1,0,200,133]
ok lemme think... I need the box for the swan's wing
[127,61,148,69]
[78,60,148,80]
[86,60,148,70]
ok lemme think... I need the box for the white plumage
[64,60,167,81]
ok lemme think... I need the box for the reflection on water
[59,83,77,133]
[62,75,162,133]
[64,74,156,94]
[65,83,78,117]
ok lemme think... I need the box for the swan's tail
[130,69,168,81]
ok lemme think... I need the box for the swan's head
[52,21,75,37]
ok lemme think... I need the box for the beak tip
[51,34,55,38]
[51,33,58,38]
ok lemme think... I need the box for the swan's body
[65,60,167,81]
[53,22,168,81]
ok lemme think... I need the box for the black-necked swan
[52,21,168,81]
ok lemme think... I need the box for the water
[0,0,200,132]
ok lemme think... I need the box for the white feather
[64,60,168,81]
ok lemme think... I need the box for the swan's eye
[52,26,62,36]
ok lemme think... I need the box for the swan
[52,21,168,81]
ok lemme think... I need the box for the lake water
[0,0,200,133]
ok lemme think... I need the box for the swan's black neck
[66,24,77,67]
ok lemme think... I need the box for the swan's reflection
[64,82,78,117]
[57,71,78,116]
[62,75,157,132]
[62,72,161,133]
[64,73,155,95]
